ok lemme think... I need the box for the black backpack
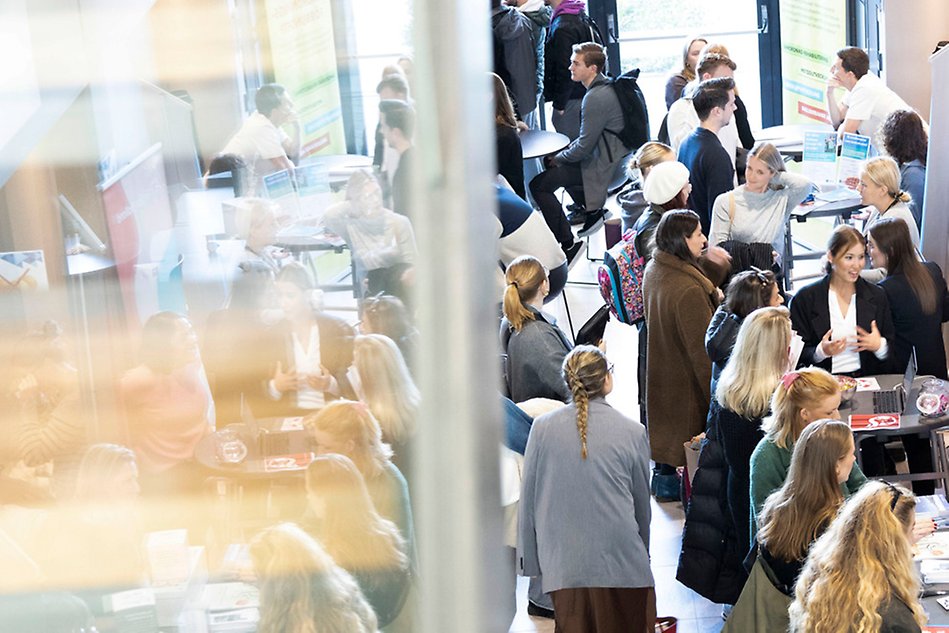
[604,68,650,153]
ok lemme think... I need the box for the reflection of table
[518,129,570,160]
[274,231,355,294]
[194,420,313,479]
[301,154,373,189]
[784,194,863,284]
[849,375,949,490]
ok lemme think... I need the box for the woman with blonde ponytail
[518,346,654,633]
[500,255,574,402]
[789,481,926,633]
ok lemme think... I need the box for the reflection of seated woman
[234,198,286,275]
[8,321,86,493]
[36,444,147,590]
[250,522,377,633]
[324,170,417,303]
[119,312,214,492]
[267,264,355,414]
[203,263,276,423]
[304,454,411,629]
[305,401,414,556]
[352,334,420,477]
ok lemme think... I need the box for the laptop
[848,349,917,430]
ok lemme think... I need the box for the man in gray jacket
[529,42,627,263]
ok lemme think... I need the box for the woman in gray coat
[500,256,573,403]
[518,346,655,633]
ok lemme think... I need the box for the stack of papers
[920,559,949,584]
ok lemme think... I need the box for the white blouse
[813,288,888,373]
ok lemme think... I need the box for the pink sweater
[120,362,215,474]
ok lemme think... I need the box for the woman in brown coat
[643,210,720,500]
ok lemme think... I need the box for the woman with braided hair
[518,346,654,633]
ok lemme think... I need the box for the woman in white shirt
[857,156,920,282]
[788,224,896,378]
[710,143,812,266]
[267,263,355,414]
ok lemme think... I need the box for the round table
[518,129,570,160]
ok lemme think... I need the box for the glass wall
[0,0,503,630]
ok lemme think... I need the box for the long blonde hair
[306,400,393,480]
[716,307,791,419]
[502,256,547,331]
[562,346,610,460]
[250,523,377,633]
[354,334,420,445]
[789,482,924,633]
[757,420,850,561]
[761,367,839,449]
[305,454,408,572]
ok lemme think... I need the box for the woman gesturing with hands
[789,225,895,377]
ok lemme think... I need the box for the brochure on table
[801,131,871,193]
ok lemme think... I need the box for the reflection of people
[119,312,214,493]
[304,454,411,629]
[304,400,414,555]
[323,170,417,304]
[493,73,526,200]
[379,100,415,217]
[250,523,377,633]
[234,198,287,275]
[359,294,419,372]
[518,346,654,633]
[220,84,301,193]
[267,264,355,413]
[351,334,419,477]
[789,482,926,632]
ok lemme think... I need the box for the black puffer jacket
[543,12,599,110]
[676,404,747,605]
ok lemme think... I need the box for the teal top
[749,436,867,545]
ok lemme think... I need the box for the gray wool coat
[500,307,573,403]
[518,397,654,593]
[554,73,628,210]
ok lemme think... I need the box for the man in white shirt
[826,47,919,148]
[666,53,740,173]
[221,84,301,194]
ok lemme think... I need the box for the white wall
[882,0,949,121]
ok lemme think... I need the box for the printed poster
[779,0,847,124]
[265,0,347,157]
[802,130,838,185]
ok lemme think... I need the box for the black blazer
[879,262,949,379]
[789,275,897,376]
[265,313,356,414]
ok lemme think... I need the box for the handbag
[575,304,610,346]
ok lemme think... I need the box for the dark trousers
[530,162,584,247]
[550,586,656,633]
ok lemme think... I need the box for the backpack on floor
[597,229,645,325]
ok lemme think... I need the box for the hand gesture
[305,365,333,392]
[819,330,847,357]
[856,321,882,352]
[273,362,301,393]
[911,515,937,545]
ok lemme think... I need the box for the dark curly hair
[879,110,928,166]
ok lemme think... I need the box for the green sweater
[749,437,867,544]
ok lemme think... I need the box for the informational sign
[265,0,347,157]
[837,133,871,188]
[802,130,838,185]
[779,0,846,124]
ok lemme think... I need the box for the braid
[567,368,590,459]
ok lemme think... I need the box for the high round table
[519,129,570,160]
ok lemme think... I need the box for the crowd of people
[494,10,944,632]
[0,1,945,630]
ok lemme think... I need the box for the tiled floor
[507,228,724,633]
